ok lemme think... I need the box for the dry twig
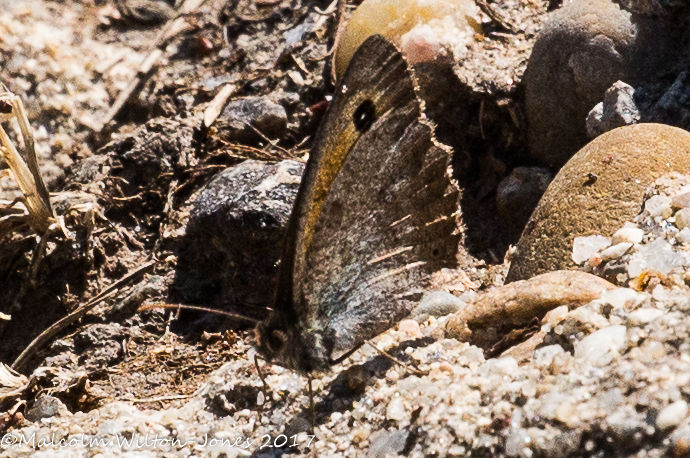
[475,0,518,34]
[125,394,190,403]
[12,261,156,373]
[329,0,348,84]
[203,84,237,128]
[100,0,209,131]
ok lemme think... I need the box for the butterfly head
[254,314,335,374]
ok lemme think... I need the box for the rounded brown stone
[506,123,690,283]
[524,0,637,169]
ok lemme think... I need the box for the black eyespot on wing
[353,100,377,132]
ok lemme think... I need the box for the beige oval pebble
[398,319,423,338]
[445,270,615,351]
[507,124,690,282]
[333,0,480,80]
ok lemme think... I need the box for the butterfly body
[255,35,460,373]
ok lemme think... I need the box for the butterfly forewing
[278,35,419,317]
[301,44,460,359]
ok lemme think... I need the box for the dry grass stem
[0,91,55,234]
[0,363,27,390]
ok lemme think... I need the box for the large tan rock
[446,271,615,355]
[507,123,690,282]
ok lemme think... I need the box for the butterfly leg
[308,375,315,436]
[253,354,271,402]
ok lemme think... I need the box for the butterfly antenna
[366,342,429,377]
[137,303,259,324]
[328,342,364,366]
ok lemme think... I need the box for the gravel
[6,175,690,457]
[5,0,690,456]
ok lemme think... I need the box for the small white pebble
[572,235,611,264]
[534,345,564,368]
[628,308,664,325]
[657,401,689,431]
[386,397,407,422]
[600,242,634,261]
[612,227,644,245]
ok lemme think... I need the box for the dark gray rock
[524,0,668,169]
[69,116,197,193]
[615,0,690,18]
[73,323,125,349]
[71,323,125,368]
[26,395,70,422]
[114,0,175,24]
[174,159,304,310]
[586,80,641,138]
[410,290,466,323]
[220,97,288,143]
[647,72,690,129]
[496,167,552,226]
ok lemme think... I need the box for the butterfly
[254,34,460,374]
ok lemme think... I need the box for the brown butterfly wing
[256,35,460,372]
[276,35,423,318]
[300,41,460,358]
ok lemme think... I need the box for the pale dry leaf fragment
[431,267,479,292]
[203,84,237,128]
[0,363,28,393]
